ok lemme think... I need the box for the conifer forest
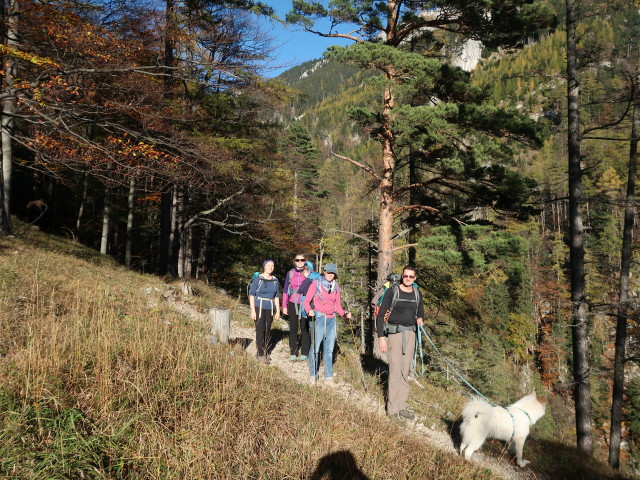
[1,0,640,477]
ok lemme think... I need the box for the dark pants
[254,306,274,357]
[287,300,310,356]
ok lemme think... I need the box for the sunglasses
[403,274,416,279]
[295,259,305,262]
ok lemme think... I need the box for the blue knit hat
[262,259,274,269]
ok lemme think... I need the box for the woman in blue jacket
[248,260,280,364]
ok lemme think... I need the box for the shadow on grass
[443,417,462,452]
[524,438,625,480]
[267,327,288,355]
[358,353,389,406]
[229,337,252,349]
[310,450,370,480]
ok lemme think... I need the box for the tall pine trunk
[609,99,638,469]
[566,0,593,453]
[373,4,400,358]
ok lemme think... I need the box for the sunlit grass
[0,223,502,479]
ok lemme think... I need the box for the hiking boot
[290,355,297,362]
[397,409,415,420]
[256,355,266,364]
[265,354,271,365]
[298,355,308,361]
[309,376,317,386]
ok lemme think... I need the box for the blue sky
[258,0,353,77]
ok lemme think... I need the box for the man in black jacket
[376,265,424,420]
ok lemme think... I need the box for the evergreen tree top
[287,0,556,49]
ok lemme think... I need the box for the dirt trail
[169,296,547,480]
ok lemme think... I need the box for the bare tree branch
[391,204,440,216]
[328,228,379,250]
[331,151,380,180]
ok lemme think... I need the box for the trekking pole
[310,313,317,384]
[345,299,367,389]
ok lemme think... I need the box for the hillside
[0,222,618,479]
[276,59,364,119]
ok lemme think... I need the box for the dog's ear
[537,395,547,405]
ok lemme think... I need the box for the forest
[0,0,639,477]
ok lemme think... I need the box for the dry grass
[0,224,499,479]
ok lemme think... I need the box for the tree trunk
[168,186,179,277]
[566,0,593,453]
[159,185,172,274]
[100,185,111,255]
[609,99,638,469]
[125,176,135,267]
[196,223,210,281]
[209,308,230,343]
[164,0,175,96]
[184,224,193,280]
[373,60,397,359]
[76,171,88,236]
[0,0,17,235]
[177,187,186,278]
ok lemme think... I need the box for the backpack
[247,272,278,300]
[286,269,303,296]
[247,272,260,299]
[298,272,321,318]
[373,273,418,320]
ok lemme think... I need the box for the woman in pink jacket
[304,263,351,385]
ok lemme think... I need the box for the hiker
[376,265,424,420]
[248,259,280,364]
[304,263,352,385]
[282,254,311,362]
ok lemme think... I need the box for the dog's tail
[462,396,494,421]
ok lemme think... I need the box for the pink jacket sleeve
[303,280,317,313]
[282,270,291,308]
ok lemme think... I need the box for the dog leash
[417,325,498,406]
[417,325,523,439]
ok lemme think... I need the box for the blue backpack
[297,272,321,318]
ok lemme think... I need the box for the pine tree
[287,0,554,292]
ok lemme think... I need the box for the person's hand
[417,317,424,326]
[378,336,388,353]
[283,307,288,316]
[250,310,256,321]
[275,311,280,321]
[308,309,315,317]
[345,312,352,321]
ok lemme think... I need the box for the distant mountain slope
[276,58,365,120]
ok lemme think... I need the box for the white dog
[459,392,546,467]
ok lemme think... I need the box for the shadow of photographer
[310,450,370,480]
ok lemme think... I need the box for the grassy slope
[0,222,495,479]
[0,222,619,479]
